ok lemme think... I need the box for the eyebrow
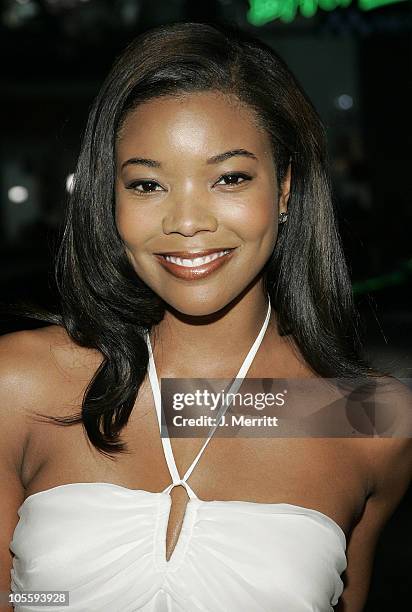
[121,158,161,170]
[206,149,258,164]
[120,149,258,171]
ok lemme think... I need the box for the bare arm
[0,332,37,611]
[335,434,412,611]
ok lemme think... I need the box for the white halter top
[10,300,347,611]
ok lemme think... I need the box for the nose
[162,192,218,236]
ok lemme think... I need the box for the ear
[278,162,291,214]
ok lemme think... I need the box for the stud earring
[278,211,288,224]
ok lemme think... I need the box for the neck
[148,284,279,379]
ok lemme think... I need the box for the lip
[154,248,237,280]
[154,248,235,258]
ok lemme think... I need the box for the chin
[160,293,236,319]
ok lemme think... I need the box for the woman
[1,21,411,612]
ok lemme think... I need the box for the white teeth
[163,250,230,267]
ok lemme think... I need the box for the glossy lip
[154,248,235,258]
[154,248,237,280]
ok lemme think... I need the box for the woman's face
[115,91,290,316]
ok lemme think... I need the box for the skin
[113,93,412,611]
[115,91,291,377]
[0,90,410,612]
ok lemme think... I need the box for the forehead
[116,91,273,160]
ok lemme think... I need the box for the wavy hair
[11,21,386,456]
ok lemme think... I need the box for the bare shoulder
[0,328,43,478]
[0,326,105,598]
[365,375,412,492]
[335,376,412,612]
[0,325,104,422]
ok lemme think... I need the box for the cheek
[233,195,277,243]
[115,199,150,251]
[115,205,133,245]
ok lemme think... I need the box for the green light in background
[359,0,407,10]
[247,0,407,26]
[247,0,294,24]
[353,271,405,294]
[352,258,412,295]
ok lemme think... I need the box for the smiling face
[115,91,290,316]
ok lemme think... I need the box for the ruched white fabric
[10,300,347,611]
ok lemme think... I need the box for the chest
[22,372,368,543]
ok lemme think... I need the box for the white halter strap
[145,298,272,499]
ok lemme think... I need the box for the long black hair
[10,21,387,456]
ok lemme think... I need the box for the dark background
[1,0,411,609]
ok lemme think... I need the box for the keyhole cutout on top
[165,483,191,563]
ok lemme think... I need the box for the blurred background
[1,0,411,609]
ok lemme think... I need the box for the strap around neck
[145,298,272,495]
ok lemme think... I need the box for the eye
[214,172,252,187]
[126,180,164,194]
